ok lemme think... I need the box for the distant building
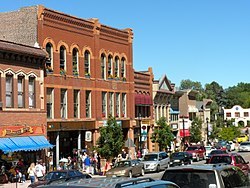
[223,105,250,127]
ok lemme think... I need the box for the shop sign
[85,131,92,142]
[0,125,44,137]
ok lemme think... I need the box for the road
[143,151,250,180]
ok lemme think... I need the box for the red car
[185,145,205,161]
[207,153,249,176]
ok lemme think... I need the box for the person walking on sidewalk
[27,163,36,184]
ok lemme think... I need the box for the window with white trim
[60,46,66,72]
[6,75,13,108]
[72,48,79,76]
[116,93,120,117]
[122,93,126,117]
[114,56,119,78]
[28,76,35,108]
[61,89,67,118]
[74,90,79,118]
[47,88,54,119]
[86,90,91,118]
[109,92,114,116]
[121,57,126,79]
[46,43,53,72]
[17,75,24,108]
[108,55,113,78]
[102,92,107,117]
[101,54,106,79]
[84,50,90,76]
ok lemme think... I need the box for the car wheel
[156,165,160,172]
[141,168,145,176]
[129,171,132,178]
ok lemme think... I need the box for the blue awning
[0,136,54,153]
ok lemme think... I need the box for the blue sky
[1,1,250,89]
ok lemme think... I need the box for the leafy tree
[218,126,240,141]
[189,117,202,143]
[151,117,174,151]
[96,115,124,160]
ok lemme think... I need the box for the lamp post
[180,115,186,151]
[206,117,209,145]
[138,113,142,153]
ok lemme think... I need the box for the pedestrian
[121,149,127,160]
[84,154,91,173]
[90,154,97,175]
[96,153,101,175]
[27,163,36,184]
[81,152,87,172]
[35,160,45,181]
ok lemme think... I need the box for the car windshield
[162,170,216,188]
[45,172,67,180]
[143,154,158,161]
[171,152,184,158]
[186,146,198,151]
[210,150,225,155]
[210,156,232,164]
[240,142,250,146]
[115,161,131,167]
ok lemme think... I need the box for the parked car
[170,152,192,167]
[238,141,250,152]
[106,159,144,178]
[28,170,92,188]
[140,151,170,172]
[207,153,249,176]
[215,140,228,151]
[161,164,250,188]
[185,145,205,161]
[237,135,249,143]
[204,145,216,159]
[37,177,180,188]
[205,149,227,163]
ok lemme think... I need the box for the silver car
[238,141,250,152]
[140,152,170,172]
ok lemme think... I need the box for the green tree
[96,115,124,160]
[218,126,240,141]
[151,117,174,151]
[189,117,202,143]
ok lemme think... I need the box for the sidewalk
[0,174,105,188]
[0,180,31,188]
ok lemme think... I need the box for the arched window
[17,75,25,108]
[72,48,79,76]
[101,54,106,79]
[114,56,119,78]
[45,43,53,72]
[60,46,66,74]
[29,76,36,108]
[84,50,90,76]
[6,74,13,108]
[121,57,126,80]
[108,55,113,78]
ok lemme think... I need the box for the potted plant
[108,74,113,80]
[60,68,66,75]
[122,77,126,82]
[46,65,53,73]
[85,72,91,78]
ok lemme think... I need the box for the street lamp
[180,115,186,151]
[206,117,209,145]
[138,113,142,153]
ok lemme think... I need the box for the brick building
[0,40,53,162]
[134,68,154,153]
[0,6,135,166]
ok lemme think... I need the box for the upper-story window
[17,75,24,108]
[60,46,66,74]
[101,54,106,79]
[116,93,120,117]
[74,90,79,118]
[84,50,90,76]
[108,55,113,78]
[102,92,107,117]
[122,93,126,117]
[6,74,13,108]
[121,57,126,79]
[46,43,53,72]
[235,112,240,117]
[109,92,114,116]
[28,76,35,108]
[114,56,119,78]
[226,112,231,117]
[47,88,54,119]
[86,90,91,118]
[72,48,79,76]
[61,89,67,118]
[244,112,249,117]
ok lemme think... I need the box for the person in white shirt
[35,160,45,181]
[27,163,36,184]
